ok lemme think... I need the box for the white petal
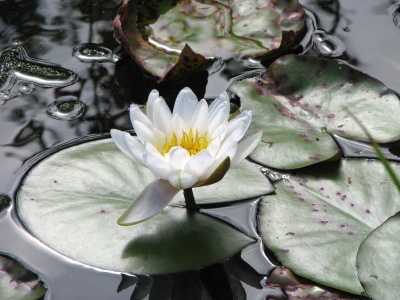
[190,99,209,133]
[117,179,179,225]
[152,128,166,150]
[145,90,160,121]
[225,110,252,140]
[123,133,145,165]
[168,169,199,189]
[200,142,238,180]
[208,93,229,116]
[208,101,230,133]
[165,146,190,170]
[152,97,172,134]
[184,148,214,177]
[130,105,153,130]
[171,113,187,140]
[111,129,143,163]
[143,143,172,179]
[173,87,199,124]
[133,120,156,145]
[211,122,227,140]
[231,131,263,165]
[205,136,221,158]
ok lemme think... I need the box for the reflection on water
[0,0,396,298]
[301,0,400,94]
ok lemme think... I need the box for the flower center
[159,128,210,156]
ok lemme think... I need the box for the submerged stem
[183,188,199,212]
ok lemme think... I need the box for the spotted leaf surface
[16,138,271,274]
[357,211,400,300]
[229,55,400,169]
[114,0,306,79]
[259,159,400,295]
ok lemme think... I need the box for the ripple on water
[47,96,86,120]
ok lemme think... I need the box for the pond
[1,0,400,299]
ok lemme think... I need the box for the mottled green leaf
[15,138,271,274]
[114,0,306,79]
[357,212,400,300]
[258,159,400,295]
[229,55,400,169]
[0,255,46,300]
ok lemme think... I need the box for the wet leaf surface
[258,159,400,295]
[15,138,273,274]
[229,55,400,169]
[114,0,306,79]
[0,255,46,300]
[357,211,400,300]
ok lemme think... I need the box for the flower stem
[183,188,199,212]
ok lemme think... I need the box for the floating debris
[47,96,86,120]
[0,46,77,101]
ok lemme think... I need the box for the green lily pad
[0,255,46,300]
[114,0,306,79]
[229,55,400,169]
[357,211,400,299]
[258,159,400,295]
[15,138,272,274]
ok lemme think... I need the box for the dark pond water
[0,0,399,299]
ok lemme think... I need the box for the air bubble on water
[72,43,113,63]
[47,96,86,120]
[0,46,77,101]
[18,83,34,94]
[312,30,345,57]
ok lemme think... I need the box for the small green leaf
[0,255,46,300]
[229,55,400,169]
[15,138,267,274]
[258,159,400,295]
[357,212,400,300]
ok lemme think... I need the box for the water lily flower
[111,87,262,225]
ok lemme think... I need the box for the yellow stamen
[158,128,210,156]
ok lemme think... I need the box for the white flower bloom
[111,87,262,225]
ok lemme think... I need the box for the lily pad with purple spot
[15,138,272,274]
[229,55,400,169]
[114,0,306,80]
[0,255,46,300]
[357,211,400,300]
[258,159,400,295]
